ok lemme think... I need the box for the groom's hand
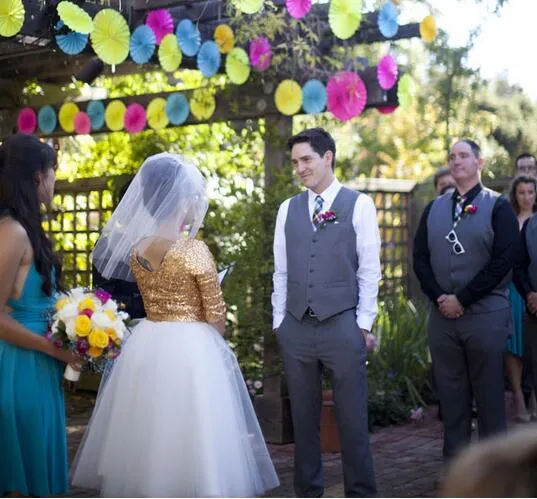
[361,329,377,352]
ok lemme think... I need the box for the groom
[272,128,380,497]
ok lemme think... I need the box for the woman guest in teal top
[507,175,537,422]
[0,134,79,497]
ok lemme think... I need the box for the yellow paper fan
[233,0,263,15]
[0,0,25,38]
[420,15,437,43]
[147,98,169,130]
[57,1,93,34]
[275,80,303,116]
[90,9,130,65]
[105,100,126,131]
[214,24,234,54]
[158,34,182,72]
[226,47,250,85]
[59,102,80,132]
[329,0,362,40]
[190,89,216,121]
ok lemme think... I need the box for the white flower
[91,312,112,329]
[111,322,124,340]
[65,319,77,340]
[57,302,78,322]
[253,343,263,352]
[103,300,118,313]
[69,288,86,300]
[117,311,129,321]
[253,380,263,390]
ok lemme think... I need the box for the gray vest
[285,187,360,321]
[525,214,537,290]
[427,187,510,314]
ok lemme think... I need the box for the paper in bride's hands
[218,263,235,285]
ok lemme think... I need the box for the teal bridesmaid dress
[0,263,68,496]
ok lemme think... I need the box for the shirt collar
[451,182,482,202]
[308,178,341,206]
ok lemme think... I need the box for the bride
[70,153,279,497]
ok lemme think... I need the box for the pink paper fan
[326,71,367,121]
[378,105,398,114]
[74,112,92,134]
[377,54,398,90]
[286,0,312,19]
[17,107,37,134]
[124,103,147,133]
[146,9,174,44]
[249,37,272,72]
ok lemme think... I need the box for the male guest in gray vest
[514,212,537,408]
[272,128,381,497]
[413,139,518,460]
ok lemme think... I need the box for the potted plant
[321,370,340,453]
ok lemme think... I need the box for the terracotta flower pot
[321,389,340,453]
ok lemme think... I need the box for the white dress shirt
[272,178,381,331]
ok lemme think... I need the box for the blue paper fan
[176,19,201,57]
[197,40,221,77]
[56,31,88,55]
[130,24,156,64]
[302,80,327,114]
[38,106,57,134]
[87,100,105,130]
[378,1,399,38]
[166,93,190,125]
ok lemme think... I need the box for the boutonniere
[318,210,338,228]
[464,204,477,215]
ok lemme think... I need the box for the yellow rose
[88,329,110,349]
[56,298,70,311]
[105,310,116,321]
[88,346,103,358]
[74,315,92,337]
[106,327,122,345]
[78,297,96,312]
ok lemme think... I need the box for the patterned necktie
[454,195,466,221]
[312,195,324,229]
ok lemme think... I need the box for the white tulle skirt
[70,320,279,497]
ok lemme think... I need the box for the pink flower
[44,330,54,341]
[95,289,112,305]
[464,204,477,215]
[81,308,93,318]
[76,339,89,355]
[410,407,424,421]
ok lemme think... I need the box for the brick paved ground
[64,391,521,498]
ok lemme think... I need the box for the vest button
[309,284,313,288]
[312,239,317,243]
[308,299,312,304]
[311,254,316,258]
[309,268,314,273]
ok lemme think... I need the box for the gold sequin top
[130,238,226,323]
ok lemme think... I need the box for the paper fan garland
[197,41,221,77]
[286,0,312,19]
[158,34,182,72]
[130,25,156,64]
[233,0,264,15]
[17,107,36,134]
[377,54,398,90]
[420,15,437,43]
[176,19,201,57]
[226,48,250,85]
[124,103,147,133]
[302,80,327,114]
[249,37,272,72]
[59,102,80,132]
[87,100,105,130]
[0,0,25,37]
[397,74,416,108]
[214,24,234,54]
[38,106,57,134]
[329,0,362,40]
[378,1,399,38]
[146,9,174,45]
[91,9,130,65]
[105,100,126,131]
[378,105,397,114]
[147,98,169,130]
[56,31,88,55]
[57,1,93,34]
[190,89,216,121]
[327,71,367,121]
[166,93,190,125]
[275,80,303,116]
[74,111,92,134]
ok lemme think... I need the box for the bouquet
[46,287,130,381]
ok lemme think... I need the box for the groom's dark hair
[288,128,336,170]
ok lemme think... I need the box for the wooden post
[254,114,294,444]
